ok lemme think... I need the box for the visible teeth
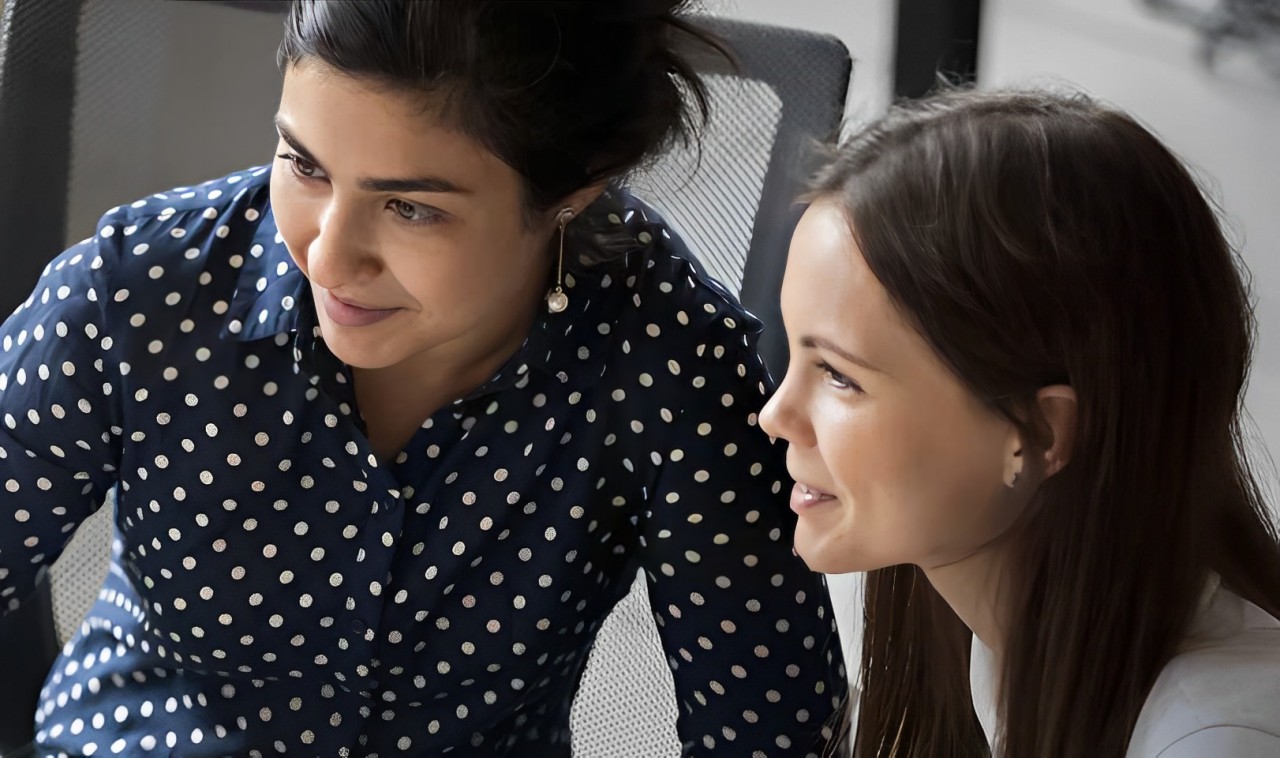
[803,491,816,502]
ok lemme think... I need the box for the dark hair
[810,89,1280,757]
[278,0,726,219]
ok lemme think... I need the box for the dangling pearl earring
[546,208,573,314]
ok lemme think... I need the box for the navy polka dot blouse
[0,167,846,756]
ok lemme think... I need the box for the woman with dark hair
[761,89,1280,757]
[0,1,844,755]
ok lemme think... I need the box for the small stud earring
[1006,448,1024,489]
[546,208,573,314]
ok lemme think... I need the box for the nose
[305,200,382,289]
[759,366,815,448]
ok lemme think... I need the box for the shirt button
[351,620,367,634]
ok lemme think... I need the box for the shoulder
[95,166,271,241]
[629,190,761,340]
[90,166,273,274]
[1150,726,1280,758]
[85,167,277,313]
[580,189,769,382]
[1129,592,1280,756]
[8,168,274,333]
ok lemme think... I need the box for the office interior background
[0,0,1276,754]
[719,0,1280,656]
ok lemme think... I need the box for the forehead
[277,61,512,187]
[784,203,902,331]
[783,202,944,376]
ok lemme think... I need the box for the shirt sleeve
[1155,726,1280,758]
[638,291,848,756]
[0,213,122,617]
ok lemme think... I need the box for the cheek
[883,399,1013,562]
[821,399,1006,557]
[911,399,1006,504]
[794,403,917,572]
[379,226,531,315]
[384,251,464,308]
[461,224,553,299]
[821,402,923,502]
[875,402,993,522]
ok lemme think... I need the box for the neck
[921,538,1017,666]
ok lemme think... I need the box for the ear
[548,182,608,227]
[1035,385,1077,478]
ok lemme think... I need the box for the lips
[320,289,400,328]
[789,481,837,513]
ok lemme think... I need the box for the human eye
[387,198,446,226]
[277,152,329,182]
[815,360,864,393]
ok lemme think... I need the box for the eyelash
[386,199,444,226]
[276,152,444,227]
[816,361,863,393]
[277,152,325,182]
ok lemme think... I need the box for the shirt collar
[223,200,309,343]
[970,635,1000,751]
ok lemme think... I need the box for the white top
[970,576,1280,756]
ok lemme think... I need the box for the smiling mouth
[321,289,401,328]
[790,481,837,513]
[799,483,835,502]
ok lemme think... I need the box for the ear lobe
[1036,385,1078,477]
[552,182,608,227]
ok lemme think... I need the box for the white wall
[980,0,1280,508]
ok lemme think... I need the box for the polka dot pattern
[0,168,846,754]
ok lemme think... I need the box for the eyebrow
[799,335,887,375]
[274,118,472,195]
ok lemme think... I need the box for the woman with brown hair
[762,89,1280,756]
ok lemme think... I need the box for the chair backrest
[0,2,850,754]
[629,16,852,373]
[576,18,851,757]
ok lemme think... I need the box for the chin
[793,523,892,575]
[318,328,404,370]
[797,545,869,574]
[793,528,848,573]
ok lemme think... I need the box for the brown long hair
[810,89,1280,757]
